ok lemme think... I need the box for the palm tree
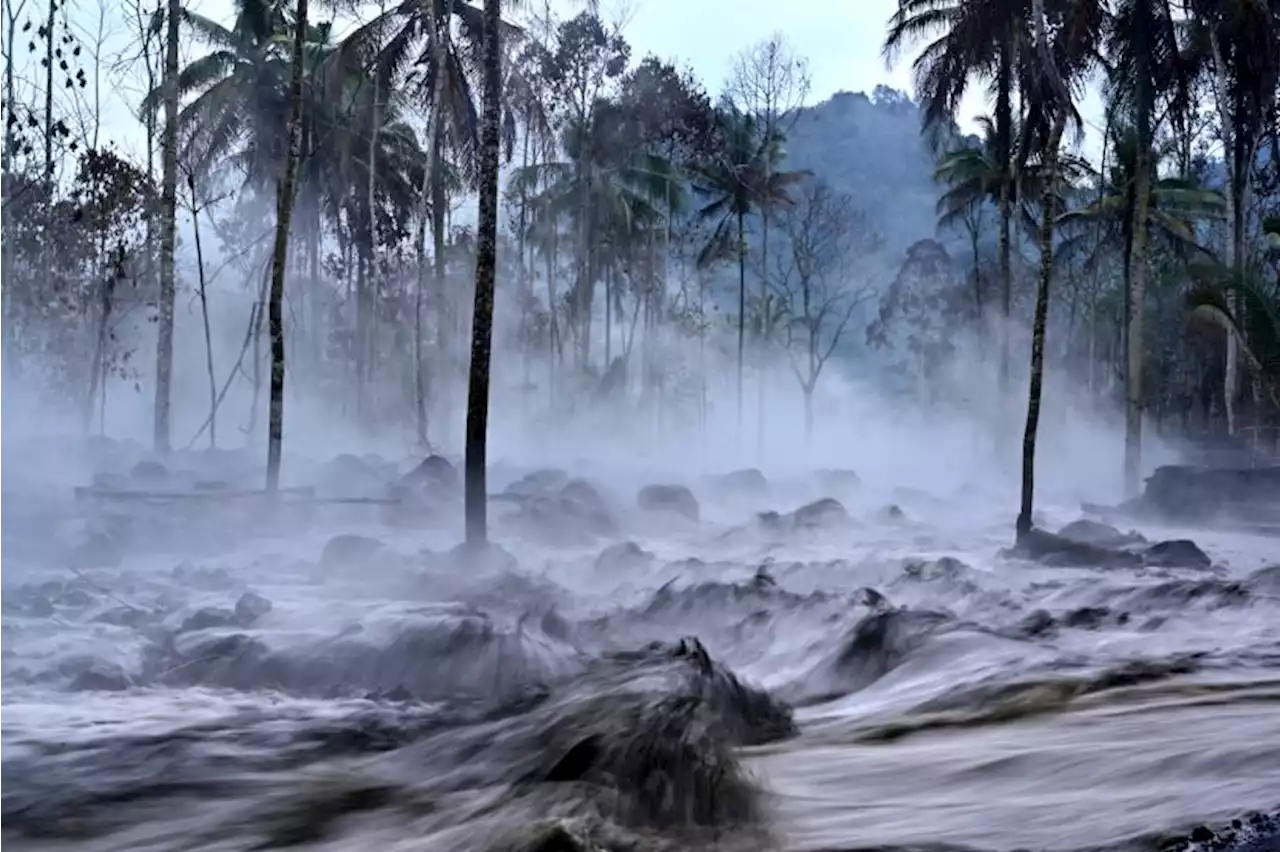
[1057,125,1224,267]
[463,0,503,548]
[512,102,685,368]
[141,0,325,189]
[932,113,1068,317]
[265,0,308,493]
[1184,0,1280,440]
[153,0,181,454]
[689,105,806,434]
[885,0,1033,398]
[1098,0,1188,495]
[1015,0,1106,541]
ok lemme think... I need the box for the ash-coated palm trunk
[463,0,503,547]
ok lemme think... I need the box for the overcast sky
[8,0,1106,168]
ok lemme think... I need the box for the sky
[4,0,1108,173]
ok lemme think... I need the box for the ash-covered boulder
[320,534,388,570]
[757,491,849,532]
[400,454,459,494]
[1142,538,1211,569]
[637,484,700,522]
[708,468,770,497]
[1057,518,1146,547]
[235,591,273,626]
[1006,528,1143,568]
[506,479,617,545]
[503,468,570,498]
[594,540,654,573]
[816,468,861,493]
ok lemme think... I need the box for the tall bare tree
[771,177,879,444]
[727,32,810,458]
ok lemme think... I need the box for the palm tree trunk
[1016,115,1066,541]
[463,0,502,547]
[995,45,1014,400]
[265,0,309,493]
[1124,142,1153,496]
[153,0,180,454]
[421,0,452,446]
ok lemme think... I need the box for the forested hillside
[785,86,951,253]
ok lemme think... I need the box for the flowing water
[3,438,1279,852]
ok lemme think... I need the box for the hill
[782,86,947,254]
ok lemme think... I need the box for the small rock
[817,468,861,492]
[92,606,153,628]
[637,484,700,522]
[1143,539,1211,569]
[24,595,55,618]
[68,661,133,692]
[320,534,387,569]
[179,607,240,632]
[503,468,569,497]
[709,468,770,496]
[790,497,849,529]
[67,532,123,571]
[130,460,169,482]
[1018,609,1056,637]
[593,541,654,572]
[878,504,906,522]
[173,562,234,591]
[234,591,273,626]
[56,588,96,608]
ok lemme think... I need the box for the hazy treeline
[2,0,1279,535]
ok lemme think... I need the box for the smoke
[1,181,1176,519]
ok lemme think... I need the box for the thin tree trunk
[153,0,181,454]
[995,45,1013,400]
[1016,115,1066,541]
[86,263,115,434]
[414,207,429,447]
[191,184,218,448]
[463,0,501,547]
[421,0,451,440]
[1124,142,1152,496]
[736,210,746,437]
[265,0,309,493]
[758,208,769,460]
[803,385,814,448]
[42,0,54,177]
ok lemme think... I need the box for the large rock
[503,468,569,498]
[400,454,459,494]
[637,484,700,522]
[504,478,617,545]
[320,534,387,570]
[315,454,387,497]
[707,469,770,497]
[1142,538,1211,569]
[1140,464,1280,523]
[1057,518,1146,547]
[1007,528,1143,568]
